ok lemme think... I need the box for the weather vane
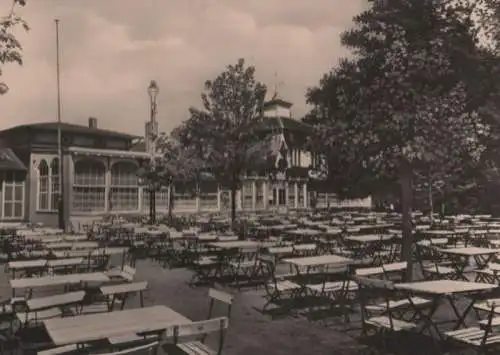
[272,71,284,100]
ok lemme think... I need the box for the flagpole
[55,19,65,231]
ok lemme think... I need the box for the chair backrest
[209,288,234,306]
[160,317,229,344]
[28,291,85,311]
[123,265,136,276]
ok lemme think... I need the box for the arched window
[110,161,138,211]
[73,159,106,212]
[50,158,60,211]
[38,160,50,210]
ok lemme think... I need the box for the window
[3,171,24,219]
[72,159,106,212]
[142,187,169,212]
[51,158,60,211]
[199,181,218,211]
[241,181,253,210]
[110,161,138,211]
[297,183,305,208]
[38,160,50,210]
[288,182,296,208]
[255,181,264,209]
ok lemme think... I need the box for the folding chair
[354,276,419,352]
[159,317,229,355]
[257,254,301,314]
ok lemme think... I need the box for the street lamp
[147,80,159,224]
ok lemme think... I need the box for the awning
[0,148,27,171]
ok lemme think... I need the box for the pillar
[252,180,256,211]
[263,181,268,210]
[217,186,221,211]
[236,190,242,210]
[195,182,200,212]
[104,160,111,213]
[303,183,308,208]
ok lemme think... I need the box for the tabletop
[27,291,85,311]
[208,240,260,249]
[43,305,191,346]
[344,234,395,243]
[440,247,500,256]
[8,259,46,270]
[395,280,496,295]
[47,258,84,268]
[283,254,354,267]
[10,272,109,289]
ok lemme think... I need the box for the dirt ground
[133,259,368,355]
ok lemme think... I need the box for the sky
[1,0,367,135]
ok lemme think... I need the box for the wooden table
[10,272,109,296]
[43,305,191,346]
[344,234,395,243]
[208,241,260,250]
[283,254,354,268]
[439,247,500,274]
[395,280,496,339]
[7,259,46,278]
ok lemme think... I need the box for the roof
[68,146,152,159]
[258,117,313,134]
[263,98,293,109]
[2,122,139,140]
[0,149,27,171]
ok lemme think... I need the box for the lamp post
[147,80,159,225]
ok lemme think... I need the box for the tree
[182,58,267,223]
[0,0,28,95]
[137,126,203,223]
[306,0,500,280]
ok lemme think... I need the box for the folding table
[395,280,497,340]
[439,247,500,279]
[43,305,191,346]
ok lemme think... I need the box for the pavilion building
[0,98,370,227]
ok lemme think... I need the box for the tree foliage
[179,58,267,222]
[0,0,28,95]
[306,0,500,279]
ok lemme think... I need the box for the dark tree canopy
[0,0,29,94]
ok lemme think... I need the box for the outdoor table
[47,257,85,271]
[10,272,110,297]
[439,247,500,278]
[395,280,496,339]
[344,234,396,243]
[43,305,191,346]
[7,259,46,279]
[63,235,88,242]
[208,241,260,250]
[283,254,354,273]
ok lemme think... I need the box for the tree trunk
[400,160,414,281]
[428,177,433,222]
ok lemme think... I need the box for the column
[294,183,298,209]
[236,189,242,210]
[251,180,256,211]
[195,182,200,212]
[63,154,74,230]
[217,186,221,211]
[138,187,143,212]
[104,159,111,213]
[263,181,268,210]
[303,183,308,208]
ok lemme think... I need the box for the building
[0,98,370,227]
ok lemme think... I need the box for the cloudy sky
[1,0,367,135]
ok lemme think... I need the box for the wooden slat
[100,281,148,296]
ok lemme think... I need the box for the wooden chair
[258,254,301,314]
[105,265,136,283]
[159,317,229,355]
[354,276,419,352]
[445,301,500,353]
